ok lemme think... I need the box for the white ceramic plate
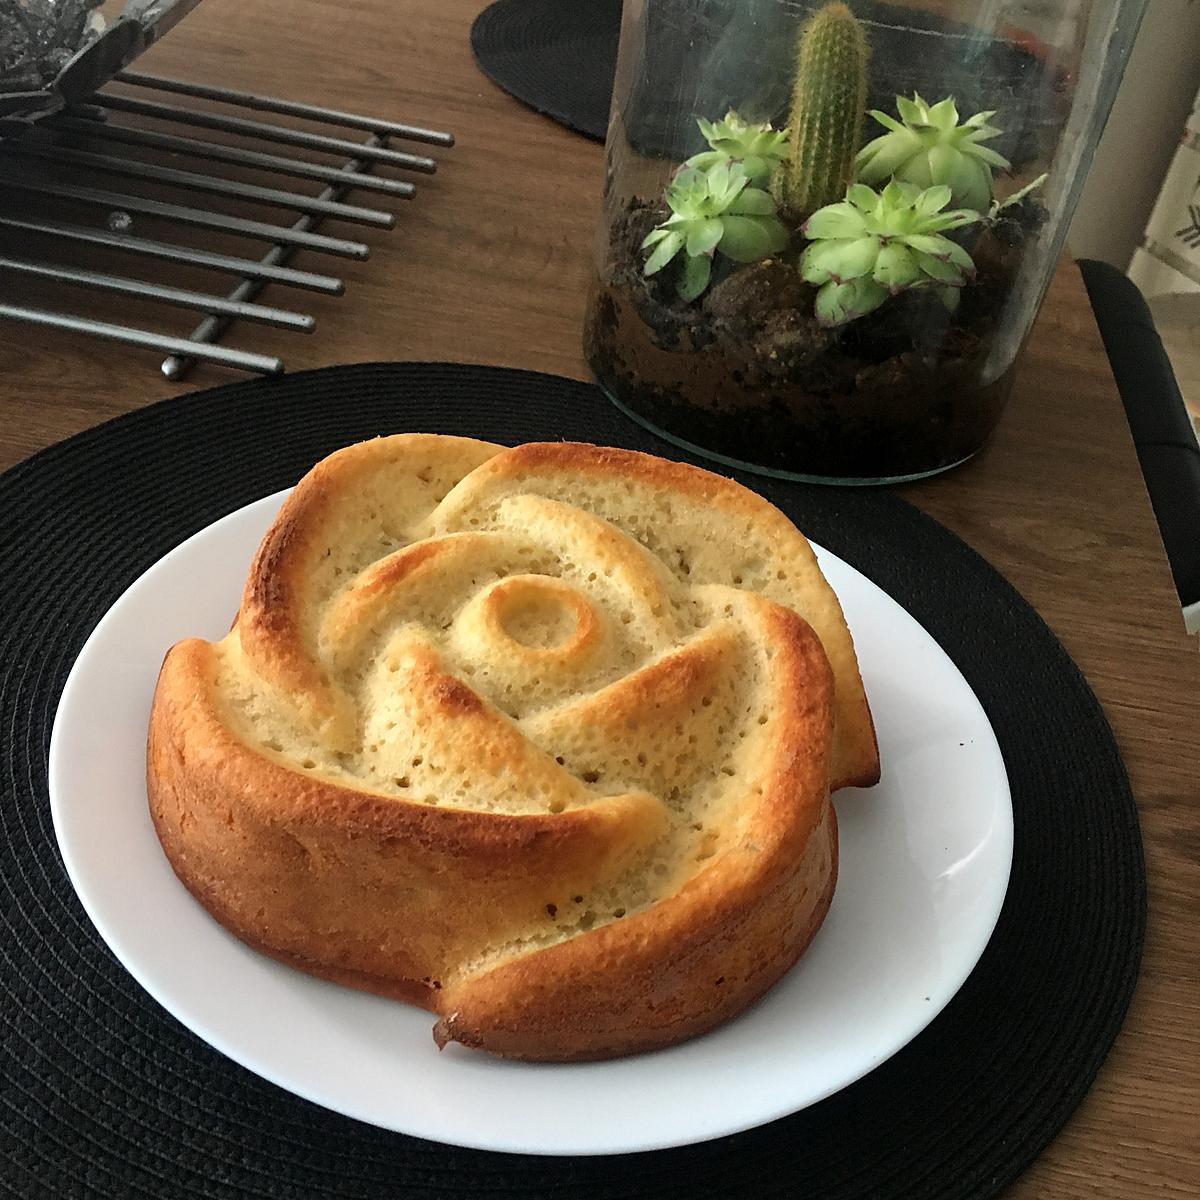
[49,491,1012,1157]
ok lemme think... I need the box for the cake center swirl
[485,576,597,655]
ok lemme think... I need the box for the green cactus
[799,181,982,326]
[643,163,789,301]
[687,112,789,188]
[856,94,1011,211]
[772,2,870,225]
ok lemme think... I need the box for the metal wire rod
[47,116,416,198]
[0,214,344,293]
[0,301,284,373]
[0,254,315,329]
[163,133,385,378]
[2,142,396,227]
[94,93,438,172]
[0,177,371,258]
[116,71,455,147]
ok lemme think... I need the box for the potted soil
[584,0,1145,483]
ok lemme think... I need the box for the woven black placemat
[471,0,618,140]
[469,0,1051,166]
[1,363,1144,1198]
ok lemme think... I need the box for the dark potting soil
[584,199,1043,481]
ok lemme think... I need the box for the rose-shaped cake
[148,436,878,1060]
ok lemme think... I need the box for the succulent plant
[988,171,1048,218]
[643,162,789,301]
[687,111,790,188]
[799,180,982,326]
[772,2,870,224]
[856,94,1011,212]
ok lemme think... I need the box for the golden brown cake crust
[146,436,876,1060]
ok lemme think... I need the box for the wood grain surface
[0,1,1196,1194]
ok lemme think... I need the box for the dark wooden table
[1,1,1196,1194]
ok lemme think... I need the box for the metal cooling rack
[0,70,453,377]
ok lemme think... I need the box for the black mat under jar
[471,0,620,140]
[0,363,1144,1198]
[470,0,1054,164]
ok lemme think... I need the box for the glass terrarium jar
[583,0,1147,483]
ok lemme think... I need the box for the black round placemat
[471,0,619,140]
[1,363,1144,1198]
[469,0,1053,167]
